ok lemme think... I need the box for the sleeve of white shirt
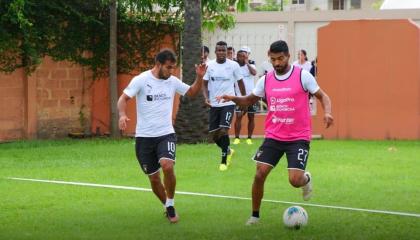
[301,70,320,94]
[203,64,210,81]
[123,75,144,98]
[174,77,190,96]
[252,76,266,97]
[233,62,243,81]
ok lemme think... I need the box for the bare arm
[117,93,131,131]
[237,79,246,96]
[217,93,260,107]
[313,89,334,128]
[247,63,257,76]
[185,63,207,98]
[202,80,211,107]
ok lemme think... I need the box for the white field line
[7,177,420,218]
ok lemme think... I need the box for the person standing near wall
[233,47,257,145]
[227,46,235,61]
[293,49,312,72]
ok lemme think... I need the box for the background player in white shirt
[117,49,207,223]
[203,41,246,171]
[233,48,257,145]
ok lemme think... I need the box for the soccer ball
[283,206,308,229]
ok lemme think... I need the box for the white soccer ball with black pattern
[283,206,308,229]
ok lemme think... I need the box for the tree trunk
[109,0,120,137]
[174,0,209,143]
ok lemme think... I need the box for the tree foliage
[0,0,245,75]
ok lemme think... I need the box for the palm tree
[174,0,208,143]
[175,0,248,143]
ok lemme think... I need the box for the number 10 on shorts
[168,142,176,153]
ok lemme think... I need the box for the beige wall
[203,9,420,68]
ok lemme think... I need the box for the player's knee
[254,170,268,183]
[289,176,303,188]
[148,174,161,185]
[160,159,174,173]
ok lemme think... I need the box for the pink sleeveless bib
[264,67,311,141]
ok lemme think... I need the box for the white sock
[165,198,174,207]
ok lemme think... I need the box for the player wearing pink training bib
[217,40,333,225]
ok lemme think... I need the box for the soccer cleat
[233,138,241,145]
[246,138,253,145]
[165,206,179,223]
[219,163,228,171]
[302,172,312,201]
[245,216,260,225]
[227,148,234,166]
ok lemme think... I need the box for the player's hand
[324,113,334,128]
[216,95,233,104]
[204,98,212,107]
[119,115,130,131]
[195,63,207,78]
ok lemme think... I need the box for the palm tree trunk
[109,0,120,137]
[174,0,209,143]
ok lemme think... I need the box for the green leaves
[0,0,247,75]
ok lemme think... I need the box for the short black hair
[202,46,209,54]
[155,49,176,64]
[227,46,235,51]
[269,40,289,54]
[216,41,227,49]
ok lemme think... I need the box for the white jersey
[204,59,243,107]
[123,70,190,137]
[253,65,320,97]
[235,63,256,96]
[292,60,312,72]
[259,60,274,76]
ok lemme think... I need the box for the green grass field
[1,139,419,240]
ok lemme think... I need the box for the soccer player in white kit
[202,41,246,171]
[117,49,207,223]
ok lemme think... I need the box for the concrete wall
[203,9,420,70]
[313,19,420,139]
[0,57,92,141]
[212,10,420,140]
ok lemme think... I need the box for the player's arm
[217,93,260,107]
[313,89,334,128]
[186,63,207,98]
[202,81,211,107]
[117,93,131,131]
[237,79,246,96]
[247,64,257,76]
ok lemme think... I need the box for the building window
[350,0,361,9]
[292,0,305,4]
[332,0,344,10]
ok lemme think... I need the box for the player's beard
[158,68,170,80]
[274,64,288,75]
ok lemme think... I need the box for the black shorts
[253,138,310,171]
[135,133,177,175]
[235,103,259,114]
[209,105,235,132]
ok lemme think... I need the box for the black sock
[219,135,230,164]
[252,211,260,218]
[214,137,223,149]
